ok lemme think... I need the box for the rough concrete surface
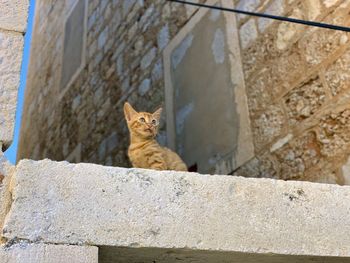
[0,242,98,263]
[0,30,24,146]
[0,0,29,32]
[3,159,350,262]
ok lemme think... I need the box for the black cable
[168,0,350,33]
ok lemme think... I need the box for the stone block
[252,104,286,150]
[323,0,342,8]
[299,4,350,66]
[3,159,350,262]
[0,30,24,146]
[140,47,156,70]
[0,243,98,263]
[0,152,14,243]
[236,0,260,21]
[284,77,326,125]
[273,131,321,181]
[139,4,156,32]
[301,29,345,65]
[239,19,258,49]
[317,109,350,159]
[325,48,350,96]
[276,8,303,50]
[138,78,151,96]
[98,27,108,49]
[157,24,170,51]
[246,73,273,113]
[0,0,29,33]
[122,0,136,18]
[258,0,285,32]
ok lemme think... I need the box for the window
[163,0,254,174]
[60,0,87,94]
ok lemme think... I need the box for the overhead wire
[168,0,350,33]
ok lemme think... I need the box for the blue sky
[4,0,36,164]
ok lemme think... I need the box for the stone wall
[18,0,350,183]
[18,0,206,167]
[233,0,350,184]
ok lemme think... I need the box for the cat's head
[124,102,162,139]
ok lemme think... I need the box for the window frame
[59,0,88,99]
[163,0,254,174]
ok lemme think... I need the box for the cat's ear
[153,107,163,120]
[124,102,138,122]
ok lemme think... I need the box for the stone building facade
[19,0,208,166]
[18,0,350,184]
[3,1,350,261]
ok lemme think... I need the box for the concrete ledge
[3,159,350,262]
[0,242,98,263]
[0,0,29,33]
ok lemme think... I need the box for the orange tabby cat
[124,102,187,171]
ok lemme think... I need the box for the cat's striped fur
[124,102,187,171]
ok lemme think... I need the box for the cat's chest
[128,143,163,166]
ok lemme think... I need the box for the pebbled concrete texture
[2,159,350,262]
[0,242,98,263]
[0,0,29,33]
[0,30,24,146]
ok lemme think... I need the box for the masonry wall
[233,0,350,184]
[18,0,206,166]
[18,0,350,184]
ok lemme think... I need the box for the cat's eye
[139,117,146,123]
[151,119,158,125]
